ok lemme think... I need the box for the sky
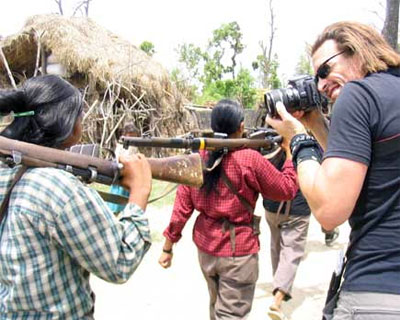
[0,0,385,82]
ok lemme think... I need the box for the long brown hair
[311,21,400,75]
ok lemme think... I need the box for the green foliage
[295,52,313,76]
[196,69,257,108]
[208,21,245,80]
[170,67,198,101]
[202,51,225,84]
[148,180,177,208]
[267,57,282,89]
[253,53,282,89]
[177,43,203,79]
[140,41,155,56]
[235,68,258,107]
[174,21,258,108]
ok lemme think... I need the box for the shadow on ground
[256,281,327,319]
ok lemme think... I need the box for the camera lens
[264,75,328,117]
[264,88,300,117]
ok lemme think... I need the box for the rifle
[0,136,204,204]
[121,128,282,154]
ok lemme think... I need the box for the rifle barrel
[122,136,281,151]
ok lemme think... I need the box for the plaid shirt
[163,149,298,257]
[0,166,151,319]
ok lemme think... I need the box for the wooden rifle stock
[0,136,204,188]
[147,154,203,187]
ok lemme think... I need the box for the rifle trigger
[88,166,98,182]
[111,162,122,184]
[12,151,22,165]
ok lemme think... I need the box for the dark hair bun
[0,89,27,114]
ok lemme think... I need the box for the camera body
[264,75,328,117]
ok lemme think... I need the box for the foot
[325,228,339,246]
[268,306,287,320]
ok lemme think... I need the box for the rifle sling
[97,183,178,206]
[0,165,27,226]
[220,170,260,254]
[221,170,254,214]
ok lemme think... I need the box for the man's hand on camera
[265,102,307,144]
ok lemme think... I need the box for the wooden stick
[0,46,16,89]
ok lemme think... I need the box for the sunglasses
[315,50,346,84]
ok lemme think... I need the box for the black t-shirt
[263,150,311,216]
[324,68,400,294]
[263,190,310,216]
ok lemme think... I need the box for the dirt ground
[90,200,350,320]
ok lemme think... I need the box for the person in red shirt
[158,99,298,320]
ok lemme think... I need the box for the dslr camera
[264,75,328,118]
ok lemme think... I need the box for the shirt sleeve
[163,184,194,243]
[248,153,298,201]
[51,184,151,284]
[324,82,373,165]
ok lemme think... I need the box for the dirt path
[91,201,350,320]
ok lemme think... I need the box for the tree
[140,41,156,57]
[208,22,245,79]
[73,0,92,17]
[177,43,203,81]
[295,45,313,76]
[252,0,281,89]
[54,0,64,15]
[53,0,93,17]
[174,22,257,108]
[382,0,400,49]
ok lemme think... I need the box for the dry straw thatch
[0,14,195,153]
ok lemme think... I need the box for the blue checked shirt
[0,166,151,319]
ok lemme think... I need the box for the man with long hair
[267,21,400,319]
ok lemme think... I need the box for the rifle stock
[0,136,204,188]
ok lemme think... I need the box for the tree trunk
[382,0,400,50]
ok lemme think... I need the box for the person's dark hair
[0,75,83,148]
[202,99,244,194]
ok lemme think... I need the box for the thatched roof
[0,14,195,144]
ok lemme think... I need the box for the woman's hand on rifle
[119,153,152,210]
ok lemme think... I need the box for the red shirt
[163,149,298,257]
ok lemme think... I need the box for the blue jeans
[333,291,400,319]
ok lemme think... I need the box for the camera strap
[323,133,400,319]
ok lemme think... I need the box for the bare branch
[0,46,17,89]
[267,0,275,62]
[73,0,92,17]
[33,30,45,77]
[54,0,64,15]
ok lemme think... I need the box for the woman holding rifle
[159,99,299,320]
[0,75,152,318]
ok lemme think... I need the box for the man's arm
[266,102,368,230]
[297,157,367,230]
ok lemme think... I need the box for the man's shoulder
[352,69,400,92]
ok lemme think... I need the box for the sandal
[267,306,288,320]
